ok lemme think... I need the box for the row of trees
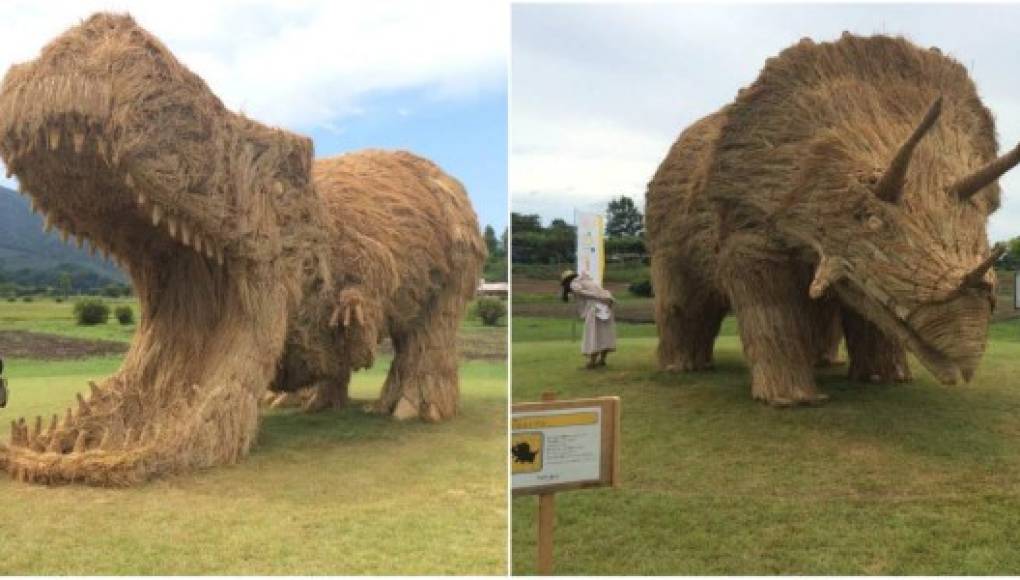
[512,195,646,265]
[0,262,125,297]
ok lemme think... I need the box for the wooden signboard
[511,395,621,575]
[511,396,620,495]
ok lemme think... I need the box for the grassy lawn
[0,300,508,575]
[0,297,138,343]
[512,316,1020,575]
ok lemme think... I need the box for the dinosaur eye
[864,215,883,231]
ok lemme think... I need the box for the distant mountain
[0,185,126,291]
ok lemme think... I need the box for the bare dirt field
[514,270,1020,323]
[0,330,127,360]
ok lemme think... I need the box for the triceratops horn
[874,96,943,204]
[949,142,1020,202]
[961,243,1007,289]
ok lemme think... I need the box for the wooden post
[538,391,556,575]
[537,493,555,575]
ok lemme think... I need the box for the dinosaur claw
[98,429,112,450]
[73,431,86,453]
[46,433,61,453]
[76,393,90,416]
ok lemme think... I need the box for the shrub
[74,299,110,325]
[628,278,654,298]
[22,296,33,303]
[474,297,506,327]
[6,297,15,302]
[54,296,64,303]
[115,305,134,325]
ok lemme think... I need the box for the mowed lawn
[512,315,1020,575]
[0,299,507,575]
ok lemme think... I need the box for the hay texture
[0,13,484,485]
[646,33,1020,406]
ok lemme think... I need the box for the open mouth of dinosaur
[835,282,988,386]
[0,113,275,486]
[7,119,226,272]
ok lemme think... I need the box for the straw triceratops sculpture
[646,33,1020,406]
[0,13,485,485]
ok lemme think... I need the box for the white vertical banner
[1015,271,1019,310]
[575,210,605,286]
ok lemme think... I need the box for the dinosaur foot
[766,393,830,408]
[362,396,447,423]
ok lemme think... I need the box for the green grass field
[512,316,1020,575]
[0,299,507,575]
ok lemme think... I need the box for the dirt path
[377,329,507,362]
[514,274,1020,323]
[0,328,506,362]
[0,330,127,360]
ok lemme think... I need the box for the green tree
[483,225,500,257]
[511,212,542,234]
[1008,237,1020,261]
[57,272,72,299]
[605,196,644,238]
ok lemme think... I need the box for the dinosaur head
[797,97,1019,385]
[0,12,318,273]
[0,13,327,485]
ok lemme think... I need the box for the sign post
[512,393,621,574]
[1015,271,1019,310]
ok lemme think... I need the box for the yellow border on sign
[511,412,597,430]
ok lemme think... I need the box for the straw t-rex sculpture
[0,13,485,485]
[646,33,1020,406]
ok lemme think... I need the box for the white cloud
[0,0,507,130]
[512,4,1020,243]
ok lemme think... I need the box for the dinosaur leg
[842,308,912,383]
[720,247,825,406]
[809,295,844,367]
[653,257,728,372]
[372,286,467,423]
[656,300,728,372]
[301,369,351,413]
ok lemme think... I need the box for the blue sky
[309,88,509,233]
[0,0,508,232]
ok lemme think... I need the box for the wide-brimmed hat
[560,269,576,283]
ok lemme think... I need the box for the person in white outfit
[560,270,617,369]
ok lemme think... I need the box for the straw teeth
[132,194,219,264]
